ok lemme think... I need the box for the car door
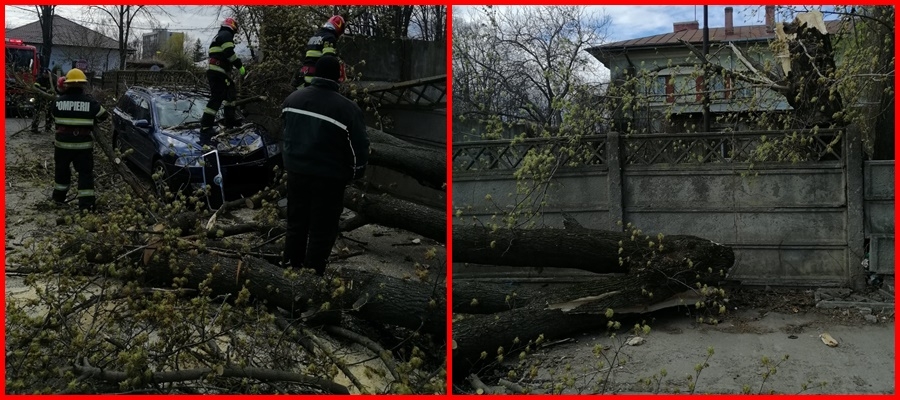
[129,95,157,172]
[112,93,144,168]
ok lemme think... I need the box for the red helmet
[222,17,238,33]
[324,15,345,36]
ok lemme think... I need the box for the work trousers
[282,172,347,276]
[53,139,95,210]
[201,70,237,129]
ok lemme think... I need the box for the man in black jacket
[291,15,346,89]
[51,68,108,211]
[281,55,369,276]
[201,17,246,134]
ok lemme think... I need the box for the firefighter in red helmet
[201,17,246,134]
[291,15,347,89]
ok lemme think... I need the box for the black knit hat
[315,55,341,82]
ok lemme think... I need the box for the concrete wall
[865,161,895,274]
[338,36,446,82]
[453,129,887,288]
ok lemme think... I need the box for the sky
[5,6,229,54]
[5,5,831,76]
[453,5,838,83]
[8,5,799,50]
[453,5,805,44]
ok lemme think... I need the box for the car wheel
[152,159,172,198]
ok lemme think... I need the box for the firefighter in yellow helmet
[51,68,108,211]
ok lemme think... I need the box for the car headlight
[219,135,264,154]
[266,143,281,156]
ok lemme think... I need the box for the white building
[5,15,133,73]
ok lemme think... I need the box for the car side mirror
[134,119,151,129]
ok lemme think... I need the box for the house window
[649,75,674,103]
[734,83,755,100]
[673,76,693,103]
[695,75,728,102]
[709,75,726,100]
[652,76,668,96]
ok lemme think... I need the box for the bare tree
[352,6,414,38]
[36,6,55,70]
[87,6,170,69]
[452,6,611,134]
[410,5,446,41]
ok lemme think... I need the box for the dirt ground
[4,117,447,393]
[464,282,895,395]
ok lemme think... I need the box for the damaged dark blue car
[111,86,282,207]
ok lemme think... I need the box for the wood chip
[819,332,839,347]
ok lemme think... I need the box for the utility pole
[702,5,710,133]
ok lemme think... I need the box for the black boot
[199,113,217,134]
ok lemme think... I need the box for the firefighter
[280,55,369,276]
[31,68,54,133]
[56,76,67,94]
[201,17,246,134]
[291,15,346,89]
[51,68,108,211]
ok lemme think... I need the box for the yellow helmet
[65,68,88,83]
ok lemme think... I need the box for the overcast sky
[453,5,840,83]
[5,6,226,47]
[453,5,822,43]
[7,5,821,49]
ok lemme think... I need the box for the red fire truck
[5,38,41,115]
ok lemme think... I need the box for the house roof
[591,19,843,53]
[6,15,121,50]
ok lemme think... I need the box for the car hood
[160,125,269,156]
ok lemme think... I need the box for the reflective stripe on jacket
[281,78,368,181]
[52,91,108,148]
[208,27,243,75]
[291,28,341,88]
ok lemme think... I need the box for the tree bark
[452,241,733,378]
[344,186,445,243]
[137,250,446,338]
[367,127,445,190]
[453,224,733,274]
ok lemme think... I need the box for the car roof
[126,86,210,100]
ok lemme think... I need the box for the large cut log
[63,236,445,337]
[453,223,730,274]
[367,127,445,191]
[344,186,445,243]
[453,240,733,378]
[452,280,536,314]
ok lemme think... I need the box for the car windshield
[154,93,221,128]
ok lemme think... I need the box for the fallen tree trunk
[453,239,733,378]
[367,127,445,191]
[453,223,730,274]
[344,186,445,243]
[63,236,445,337]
